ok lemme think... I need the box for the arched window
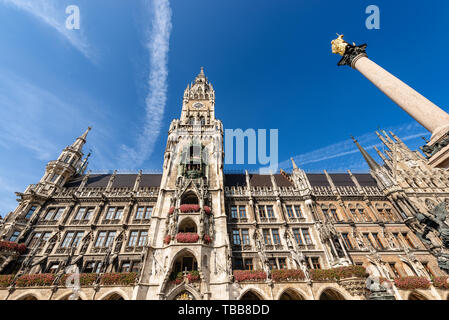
[178,218,197,233]
[240,291,263,300]
[319,289,345,300]
[181,192,199,205]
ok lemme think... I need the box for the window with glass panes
[232,230,241,245]
[9,231,19,241]
[135,206,153,219]
[138,231,148,246]
[25,206,37,219]
[238,206,246,218]
[104,232,116,247]
[301,228,312,245]
[74,207,86,220]
[402,233,415,248]
[244,258,253,270]
[372,233,384,249]
[127,231,147,247]
[105,207,124,220]
[121,262,131,272]
[330,208,338,221]
[278,258,287,269]
[294,205,303,218]
[28,232,41,248]
[271,229,281,244]
[266,205,274,218]
[341,233,353,249]
[258,206,266,218]
[286,205,294,218]
[72,232,84,247]
[263,229,272,245]
[310,257,321,269]
[231,206,238,219]
[128,231,139,247]
[293,229,303,244]
[95,232,107,247]
[241,229,250,245]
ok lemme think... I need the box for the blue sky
[0,0,448,215]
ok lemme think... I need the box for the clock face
[193,102,203,109]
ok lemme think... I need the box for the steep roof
[64,174,162,188]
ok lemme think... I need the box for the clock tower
[138,68,230,300]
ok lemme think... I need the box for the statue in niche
[416,203,449,249]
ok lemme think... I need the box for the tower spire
[72,127,91,151]
[351,136,381,171]
[291,157,298,170]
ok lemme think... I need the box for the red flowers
[203,234,212,244]
[394,276,431,290]
[186,270,200,283]
[272,269,306,282]
[233,270,267,282]
[0,241,27,254]
[176,233,199,243]
[0,275,14,288]
[168,207,175,215]
[433,276,449,289]
[310,266,367,281]
[101,272,137,286]
[180,204,200,213]
[204,206,212,214]
[15,274,55,287]
[164,235,171,244]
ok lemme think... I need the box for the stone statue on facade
[416,202,449,248]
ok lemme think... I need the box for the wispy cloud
[279,122,430,172]
[0,0,93,60]
[119,0,172,167]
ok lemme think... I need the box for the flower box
[180,204,200,213]
[168,207,175,215]
[204,206,212,214]
[233,270,267,282]
[203,234,212,244]
[186,270,200,283]
[433,276,449,289]
[310,266,367,281]
[272,269,305,282]
[394,276,431,290]
[176,233,199,243]
[100,272,138,286]
[0,241,27,254]
[0,275,13,288]
[15,273,55,287]
[164,235,171,244]
[60,273,97,286]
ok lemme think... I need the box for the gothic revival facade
[0,69,449,300]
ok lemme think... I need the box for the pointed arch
[408,291,428,300]
[318,288,346,300]
[16,293,39,300]
[277,288,306,300]
[166,283,201,300]
[238,287,266,300]
[99,289,128,300]
[178,217,197,233]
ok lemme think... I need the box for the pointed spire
[291,157,298,170]
[351,136,381,171]
[72,127,91,151]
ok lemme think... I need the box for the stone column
[331,35,449,143]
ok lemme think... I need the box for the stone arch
[181,191,199,205]
[166,283,201,300]
[56,291,87,300]
[16,293,39,300]
[238,287,266,300]
[318,287,347,300]
[178,217,197,233]
[99,289,128,300]
[408,291,428,300]
[277,288,306,300]
[169,248,199,276]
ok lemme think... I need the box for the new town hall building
[0,69,449,300]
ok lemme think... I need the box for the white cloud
[279,122,430,172]
[119,0,172,167]
[0,0,93,60]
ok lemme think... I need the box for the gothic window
[372,233,384,250]
[293,228,303,244]
[232,230,241,245]
[329,206,339,222]
[341,233,353,249]
[84,208,94,220]
[271,229,281,245]
[9,231,20,242]
[25,206,37,219]
[238,206,247,218]
[266,205,274,218]
[258,206,266,218]
[402,233,416,249]
[72,232,84,247]
[389,263,399,278]
[42,232,51,243]
[95,232,107,247]
[138,231,148,246]
[241,229,250,245]
[44,207,64,221]
[53,208,65,221]
[74,207,86,220]
[244,258,253,270]
[105,207,124,221]
[310,257,321,269]
[278,258,287,269]
[135,206,153,220]
[263,229,272,245]
[231,206,238,219]
[49,173,59,183]
[44,209,56,220]
[104,231,116,247]
[28,232,42,248]
[301,229,312,245]
[128,231,139,247]
[120,262,131,272]
[286,205,294,218]
[61,232,74,248]
[294,205,303,218]
[357,205,370,222]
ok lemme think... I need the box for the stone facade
[0,69,448,300]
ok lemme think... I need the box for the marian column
[331,34,449,168]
